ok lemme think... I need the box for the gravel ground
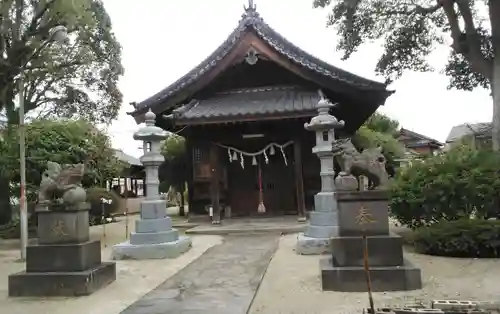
[249,234,500,314]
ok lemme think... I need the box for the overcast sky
[102,0,493,158]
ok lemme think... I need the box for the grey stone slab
[336,190,390,236]
[129,229,179,245]
[304,224,339,238]
[119,235,279,314]
[296,232,331,255]
[140,200,167,219]
[111,235,192,260]
[135,217,172,233]
[313,192,337,212]
[320,257,422,292]
[330,234,404,267]
[37,210,89,245]
[8,262,116,297]
[26,240,101,272]
[309,211,338,226]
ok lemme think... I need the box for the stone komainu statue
[332,138,389,190]
[37,161,87,207]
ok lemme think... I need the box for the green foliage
[390,143,500,229]
[413,219,500,258]
[0,0,123,124]
[354,125,404,160]
[160,134,187,189]
[160,134,188,215]
[0,119,124,201]
[353,112,404,172]
[363,112,399,135]
[161,134,186,161]
[313,0,492,91]
[86,187,121,222]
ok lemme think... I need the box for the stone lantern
[112,109,192,260]
[296,96,344,255]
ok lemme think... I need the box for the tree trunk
[0,175,12,224]
[493,63,500,151]
[0,84,19,224]
[178,184,185,217]
[491,0,500,151]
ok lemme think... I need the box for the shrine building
[128,3,393,220]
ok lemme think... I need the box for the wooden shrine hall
[128,2,393,221]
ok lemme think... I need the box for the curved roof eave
[128,7,391,120]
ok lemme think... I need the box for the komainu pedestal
[320,190,422,292]
[8,205,116,297]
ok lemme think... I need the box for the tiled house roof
[445,122,491,143]
[398,128,443,149]
[113,149,142,167]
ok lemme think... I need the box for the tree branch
[489,0,500,51]
[441,0,492,81]
[382,2,442,16]
[414,3,442,15]
[24,0,57,40]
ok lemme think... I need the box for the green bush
[390,144,500,229]
[86,187,122,223]
[413,219,500,258]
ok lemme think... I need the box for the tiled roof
[173,86,320,123]
[445,122,491,143]
[399,128,443,147]
[113,149,142,166]
[131,6,389,115]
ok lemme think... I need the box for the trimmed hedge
[86,187,122,224]
[390,144,500,229]
[413,218,500,258]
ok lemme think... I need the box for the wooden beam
[294,140,306,221]
[209,143,221,224]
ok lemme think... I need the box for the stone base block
[296,233,331,255]
[140,200,167,219]
[320,258,422,292]
[26,240,101,272]
[304,224,339,239]
[313,192,336,212]
[135,217,172,233]
[331,234,403,267]
[37,209,89,245]
[309,211,338,226]
[129,228,179,245]
[8,262,116,297]
[335,190,390,236]
[111,235,192,260]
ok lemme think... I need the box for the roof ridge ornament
[244,0,256,11]
[242,0,259,19]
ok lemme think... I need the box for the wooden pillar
[209,144,221,224]
[117,177,122,194]
[124,175,129,211]
[294,140,306,222]
[186,138,194,217]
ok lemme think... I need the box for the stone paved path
[120,234,280,314]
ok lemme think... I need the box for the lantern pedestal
[111,109,192,260]
[296,96,344,255]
